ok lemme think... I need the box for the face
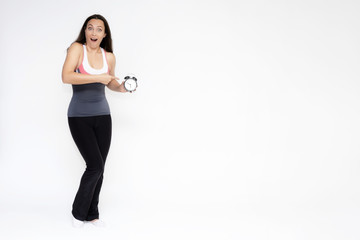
[85,19,106,47]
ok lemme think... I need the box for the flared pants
[68,114,112,221]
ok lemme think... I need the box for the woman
[62,14,128,228]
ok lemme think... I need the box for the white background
[0,0,359,239]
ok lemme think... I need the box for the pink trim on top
[76,45,90,75]
[78,63,90,75]
[76,45,108,74]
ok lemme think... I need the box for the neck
[85,43,101,53]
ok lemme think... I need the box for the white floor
[1,196,359,240]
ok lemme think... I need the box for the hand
[98,74,119,85]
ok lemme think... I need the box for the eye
[97,28,102,32]
[88,27,93,30]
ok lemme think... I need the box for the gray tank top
[67,45,111,117]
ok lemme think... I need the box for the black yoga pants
[68,114,112,221]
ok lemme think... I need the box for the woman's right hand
[98,73,119,85]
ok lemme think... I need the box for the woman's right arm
[62,42,116,85]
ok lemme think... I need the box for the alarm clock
[124,75,138,92]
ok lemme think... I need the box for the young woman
[62,14,128,228]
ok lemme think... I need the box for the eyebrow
[87,24,103,28]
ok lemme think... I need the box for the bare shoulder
[105,52,116,73]
[105,51,116,63]
[68,42,83,55]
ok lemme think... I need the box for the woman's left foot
[89,219,106,227]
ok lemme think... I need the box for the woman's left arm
[106,52,127,92]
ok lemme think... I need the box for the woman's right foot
[72,216,85,228]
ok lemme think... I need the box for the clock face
[124,79,137,91]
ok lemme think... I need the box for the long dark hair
[74,14,113,53]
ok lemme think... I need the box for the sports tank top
[67,45,111,117]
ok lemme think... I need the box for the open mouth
[90,38,98,42]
